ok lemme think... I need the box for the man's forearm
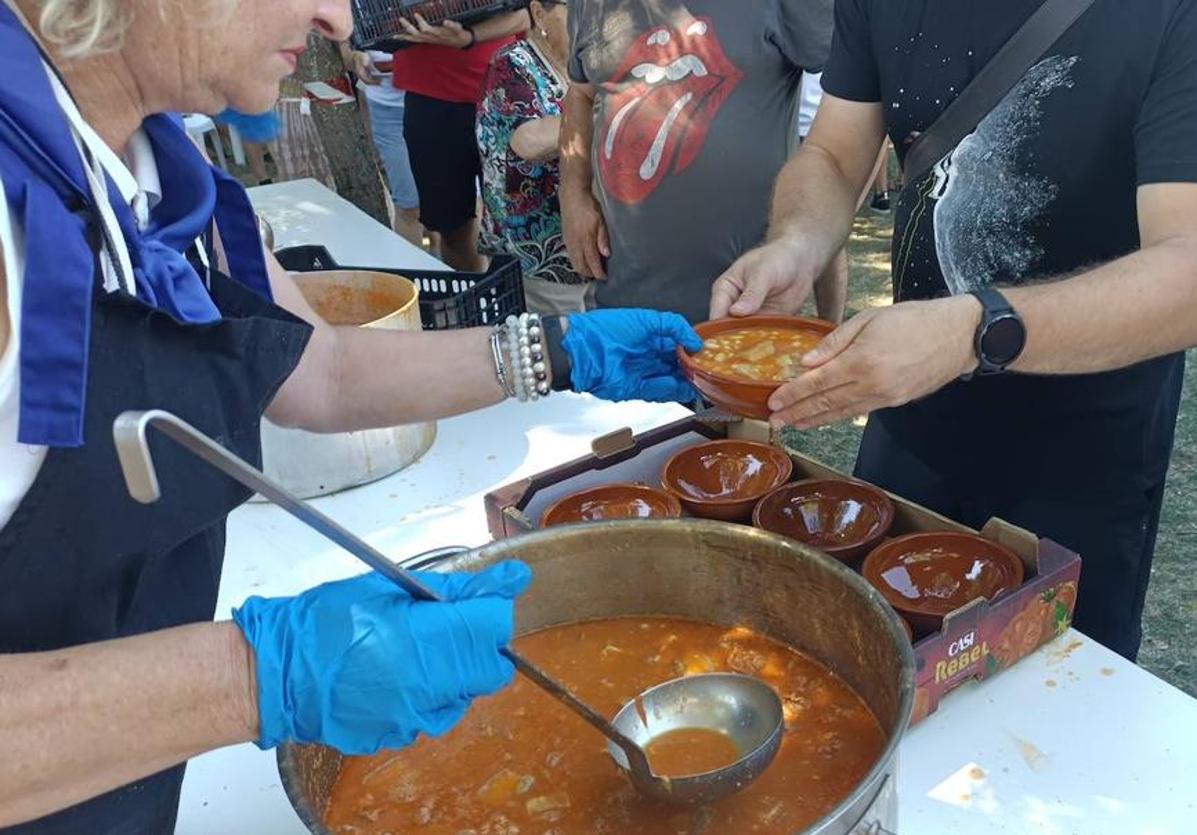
[560,85,596,195]
[0,623,257,827]
[1004,238,1197,375]
[472,10,529,42]
[767,145,865,282]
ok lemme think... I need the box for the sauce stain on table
[1046,638,1085,665]
[1011,735,1051,774]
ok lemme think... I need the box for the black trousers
[854,417,1165,661]
[403,91,480,233]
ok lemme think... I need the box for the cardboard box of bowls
[485,316,1080,725]
[483,413,1080,725]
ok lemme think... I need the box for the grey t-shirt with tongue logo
[568,0,833,323]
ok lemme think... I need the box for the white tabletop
[251,178,447,272]
[179,181,1197,834]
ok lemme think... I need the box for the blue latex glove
[232,560,532,755]
[564,309,703,403]
[215,108,281,143]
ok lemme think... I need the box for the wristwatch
[966,287,1026,378]
[461,26,477,49]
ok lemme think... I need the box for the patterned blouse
[477,40,585,285]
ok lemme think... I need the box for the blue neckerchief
[0,3,273,447]
[215,109,281,143]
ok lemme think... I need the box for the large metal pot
[259,269,436,498]
[277,520,915,834]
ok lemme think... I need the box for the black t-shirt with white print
[822,0,1197,498]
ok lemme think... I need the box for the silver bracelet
[489,329,516,399]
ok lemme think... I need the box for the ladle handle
[501,649,652,771]
[112,410,653,774]
[403,549,654,769]
[113,410,443,602]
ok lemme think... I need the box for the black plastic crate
[275,245,526,331]
[350,0,529,51]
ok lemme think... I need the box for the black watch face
[982,314,1026,366]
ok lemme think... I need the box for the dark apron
[0,240,312,832]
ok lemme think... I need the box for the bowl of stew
[661,440,794,521]
[679,315,837,419]
[541,483,683,527]
[752,479,896,565]
[861,532,1026,635]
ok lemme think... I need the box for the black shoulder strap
[902,0,1097,186]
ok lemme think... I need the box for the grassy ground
[783,209,1197,698]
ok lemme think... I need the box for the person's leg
[403,93,484,271]
[853,415,962,520]
[438,218,485,272]
[394,207,424,247]
[245,142,270,184]
[989,484,1165,661]
[869,144,891,212]
[365,95,424,246]
[813,249,848,322]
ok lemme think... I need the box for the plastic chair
[183,113,227,169]
[227,124,247,166]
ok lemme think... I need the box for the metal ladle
[112,409,784,805]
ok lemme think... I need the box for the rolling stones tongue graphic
[598,17,743,204]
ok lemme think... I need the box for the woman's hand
[563,309,703,403]
[560,188,610,279]
[233,561,532,755]
[398,14,473,48]
[349,50,382,85]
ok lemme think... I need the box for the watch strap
[971,287,1014,318]
[542,315,573,391]
[967,287,1022,378]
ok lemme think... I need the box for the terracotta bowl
[661,440,794,522]
[541,483,683,528]
[862,532,1026,635]
[752,479,896,565]
[677,315,837,419]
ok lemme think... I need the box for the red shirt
[392,37,518,104]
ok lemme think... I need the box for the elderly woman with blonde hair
[0,0,701,830]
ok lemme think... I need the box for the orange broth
[691,328,824,382]
[324,617,885,835]
[644,727,743,777]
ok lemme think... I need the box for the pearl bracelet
[494,313,550,402]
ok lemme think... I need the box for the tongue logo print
[598,17,743,205]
